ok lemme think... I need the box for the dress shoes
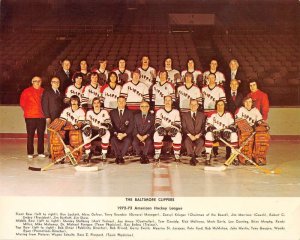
[190,156,198,166]
[115,157,120,164]
[119,157,125,164]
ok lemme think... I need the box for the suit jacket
[225,69,247,94]
[55,68,72,93]
[133,112,155,137]
[41,88,64,121]
[110,108,134,137]
[226,90,243,115]
[182,111,206,137]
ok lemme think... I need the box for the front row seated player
[153,95,182,161]
[204,100,238,166]
[235,96,270,165]
[83,97,112,162]
[48,95,86,163]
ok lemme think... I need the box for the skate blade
[75,165,99,172]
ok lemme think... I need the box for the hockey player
[48,95,86,163]
[202,73,226,115]
[163,57,181,86]
[113,58,132,86]
[138,55,156,89]
[177,72,202,112]
[152,70,175,111]
[64,72,84,105]
[202,59,226,87]
[81,72,101,110]
[181,58,202,86]
[120,70,149,112]
[84,97,112,162]
[235,96,270,165]
[204,100,238,166]
[247,80,269,120]
[153,95,182,162]
[91,59,109,86]
[100,72,122,112]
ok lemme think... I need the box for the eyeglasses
[51,81,60,84]
[32,80,41,83]
[141,106,149,108]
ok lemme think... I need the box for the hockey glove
[212,129,221,140]
[82,125,92,137]
[101,122,112,130]
[207,125,217,133]
[157,127,167,136]
[98,127,107,137]
[221,129,231,141]
[169,127,179,137]
[228,124,237,132]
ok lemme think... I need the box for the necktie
[192,112,196,124]
[232,92,236,101]
[56,90,60,95]
[66,71,70,77]
[231,72,235,80]
[142,114,146,123]
[119,110,123,118]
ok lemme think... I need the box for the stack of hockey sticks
[28,130,100,172]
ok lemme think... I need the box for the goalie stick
[28,134,100,172]
[204,131,256,172]
[219,137,281,175]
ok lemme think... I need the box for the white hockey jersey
[65,84,83,101]
[235,107,263,126]
[100,84,122,111]
[177,85,202,112]
[138,66,156,89]
[113,68,132,85]
[86,109,112,128]
[202,70,226,86]
[181,69,202,84]
[206,111,234,130]
[152,81,175,109]
[166,69,180,86]
[155,108,181,129]
[120,81,149,110]
[60,107,85,125]
[82,84,101,107]
[202,85,226,112]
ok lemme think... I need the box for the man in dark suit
[225,59,247,94]
[132,101,155,164]
[55,59,72,93]
[110,96,134,164]
[181,99,206,166]
[41,77,64,155]
[226,79,243,115]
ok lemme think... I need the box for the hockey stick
[28,134,100,171]
[204,131,256,172]
[218,137,281,174]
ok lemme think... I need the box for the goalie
[84,97,112,162]
[204,100,238,166]
[48,95,85,163]
[235,96,270,165]
[153,95,182,161]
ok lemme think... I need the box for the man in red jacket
[247,80,269,120]
[20,76,46,158]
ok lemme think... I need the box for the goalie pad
[253,127,270,165]
[63,121,76,131]
[48,118,66,131]
[50,130,65,162]
[69,130,83,161]
[236,119,254,164]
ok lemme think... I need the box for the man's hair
[92,97,101,106]
[72,72,83,82]
[70,95,80,105]
[208,72,216,78]
[184,72,194,81]
[90,72,99,79]
[108,71,118,83]
[164,95,172,101]
[215,99,226,110]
